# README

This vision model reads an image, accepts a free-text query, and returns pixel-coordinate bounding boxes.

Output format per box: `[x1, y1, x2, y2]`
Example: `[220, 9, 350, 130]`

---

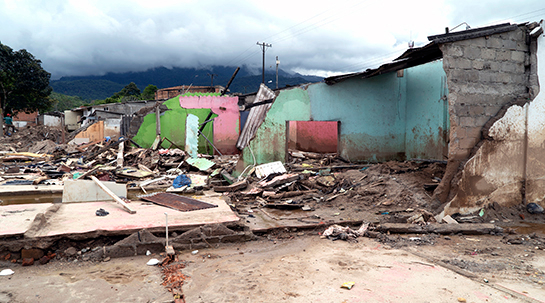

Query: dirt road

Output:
[2, 233, 545, 302]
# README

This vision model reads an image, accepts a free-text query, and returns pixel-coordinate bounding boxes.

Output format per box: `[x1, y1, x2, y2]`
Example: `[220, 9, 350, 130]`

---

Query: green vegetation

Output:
[50, 66, 323, 100]
[0, 41, 52, 125]
[49, 92, 88, 112]
[92, 83, 158, 105]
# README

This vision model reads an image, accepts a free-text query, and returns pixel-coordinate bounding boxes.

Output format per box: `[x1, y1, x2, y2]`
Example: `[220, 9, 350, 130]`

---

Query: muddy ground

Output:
[2, 233, 545, 302]
[2, 126, 545, 302]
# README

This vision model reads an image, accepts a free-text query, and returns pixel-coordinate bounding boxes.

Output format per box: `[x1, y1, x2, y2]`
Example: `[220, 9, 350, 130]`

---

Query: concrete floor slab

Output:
[1, 194, 239, 239]
[0, 203, 54, 237]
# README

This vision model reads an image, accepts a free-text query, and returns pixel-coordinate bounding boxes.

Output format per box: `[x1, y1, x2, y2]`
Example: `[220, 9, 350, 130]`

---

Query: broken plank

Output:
[90, 176, 136, 214]
[116, 141, 124, 168]
[213, 180, 248, 192]
[374, 223, 502, 235]
[268, 189, 317, 199]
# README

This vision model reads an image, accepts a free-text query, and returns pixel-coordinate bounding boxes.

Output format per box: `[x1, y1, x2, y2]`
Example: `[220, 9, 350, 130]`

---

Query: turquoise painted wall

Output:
[308, 73, 408, 162]
[405, 61, 448, 159]
[132, 96, 217, 152]
[242, 87, 311, 165]
[241, 60, 447, 165]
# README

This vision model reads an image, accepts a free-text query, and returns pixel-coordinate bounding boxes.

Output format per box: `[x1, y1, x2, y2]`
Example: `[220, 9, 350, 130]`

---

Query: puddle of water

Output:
[512, 222, 545, 236]
[263, 208, 308, 218]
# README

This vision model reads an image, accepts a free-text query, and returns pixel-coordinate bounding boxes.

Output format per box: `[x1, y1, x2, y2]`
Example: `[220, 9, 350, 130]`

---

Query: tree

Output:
[141, 84, 158, 100]
[50, 92, 87, 112]
[0, 42, 52, 131]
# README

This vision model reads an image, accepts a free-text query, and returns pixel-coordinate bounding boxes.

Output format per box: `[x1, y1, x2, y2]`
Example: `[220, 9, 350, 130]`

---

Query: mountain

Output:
[50, 65, 323, 100]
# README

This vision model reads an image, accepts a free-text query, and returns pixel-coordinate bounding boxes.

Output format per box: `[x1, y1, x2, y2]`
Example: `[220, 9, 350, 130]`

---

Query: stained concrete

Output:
[0, 194, 239, 240]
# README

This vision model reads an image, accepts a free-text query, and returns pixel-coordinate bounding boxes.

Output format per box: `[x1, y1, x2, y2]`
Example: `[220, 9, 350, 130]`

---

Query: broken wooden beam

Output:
[374, 223, 502, 235]
[90, 176, 136, 214]
[116, 141, 124, 168]
[213, 180, 248, 192]
[267, 189, 317, 199]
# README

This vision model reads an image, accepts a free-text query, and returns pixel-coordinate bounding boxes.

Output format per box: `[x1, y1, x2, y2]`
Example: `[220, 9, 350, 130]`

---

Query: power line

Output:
[256, 42, 272, 83]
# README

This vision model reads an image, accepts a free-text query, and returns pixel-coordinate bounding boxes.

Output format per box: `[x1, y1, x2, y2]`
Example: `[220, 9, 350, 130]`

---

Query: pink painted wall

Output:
[179, 95, 240, 155]
[290, 121, 338, 153]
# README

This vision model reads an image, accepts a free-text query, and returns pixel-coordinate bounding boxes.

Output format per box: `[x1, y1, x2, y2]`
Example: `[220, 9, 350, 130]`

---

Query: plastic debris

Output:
[321, 223, 369, 241]
[191, 250, 199, 255]
[0, 269, 14, 276]
[146, 250, 152, 256]
[527, 203, 544, 214]
[479, 209, 485, 217]
[147, 258, 160, 266]
[173, 174, 191, 188]
[95, 208, 109, 216]
[341, 282, 355, 290]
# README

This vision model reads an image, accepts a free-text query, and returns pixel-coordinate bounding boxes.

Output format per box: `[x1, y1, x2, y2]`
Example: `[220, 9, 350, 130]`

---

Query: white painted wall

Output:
[43, 115, 62, 127]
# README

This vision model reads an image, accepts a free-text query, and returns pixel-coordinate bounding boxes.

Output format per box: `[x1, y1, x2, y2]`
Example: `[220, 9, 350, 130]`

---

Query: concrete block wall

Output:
[440, 26, 531, 160]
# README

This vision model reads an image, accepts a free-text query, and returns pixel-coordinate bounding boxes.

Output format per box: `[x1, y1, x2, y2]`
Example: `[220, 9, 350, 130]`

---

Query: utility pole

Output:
[207, 73, 217, 86]
[275, 56, 280, 89]
[256, 41, 272, 83]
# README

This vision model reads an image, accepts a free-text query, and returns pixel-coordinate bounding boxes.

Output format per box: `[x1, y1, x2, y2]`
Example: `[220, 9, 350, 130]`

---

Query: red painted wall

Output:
[289, 121, 338, 153]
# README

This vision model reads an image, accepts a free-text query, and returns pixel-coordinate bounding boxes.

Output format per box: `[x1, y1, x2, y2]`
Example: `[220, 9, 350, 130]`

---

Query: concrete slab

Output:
[0, 203, 54, 236]
[27, 195, 239, 238]
[62, 179, 127, 203]
[0, 185, 63, 195]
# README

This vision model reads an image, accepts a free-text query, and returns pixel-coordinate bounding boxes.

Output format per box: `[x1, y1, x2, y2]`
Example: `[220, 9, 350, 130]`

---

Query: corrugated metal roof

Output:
[236, 84, 277, 150]
[324, 42, 442, 85]
[427, 23, 518, 44]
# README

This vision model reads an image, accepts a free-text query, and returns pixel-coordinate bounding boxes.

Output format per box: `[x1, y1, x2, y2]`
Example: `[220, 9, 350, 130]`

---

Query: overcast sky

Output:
[1, 0, 544, 80]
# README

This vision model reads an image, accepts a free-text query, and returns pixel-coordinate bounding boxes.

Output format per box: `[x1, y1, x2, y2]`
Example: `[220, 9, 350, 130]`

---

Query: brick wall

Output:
[440, 26, 530, 160]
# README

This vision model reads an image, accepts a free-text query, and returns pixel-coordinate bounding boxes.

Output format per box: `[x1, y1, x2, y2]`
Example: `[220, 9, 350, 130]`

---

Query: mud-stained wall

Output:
[242, 87, 311, 165]
[444, 26, 543, 214]
[241, 61, 447, 165]
[440, 25, 530, 161]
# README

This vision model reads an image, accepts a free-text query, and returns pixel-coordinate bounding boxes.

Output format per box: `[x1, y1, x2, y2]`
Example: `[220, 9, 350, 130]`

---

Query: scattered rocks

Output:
[21, 258, 34, 266]
[64, 247, 77, 257]
[21, 248, 44, 260]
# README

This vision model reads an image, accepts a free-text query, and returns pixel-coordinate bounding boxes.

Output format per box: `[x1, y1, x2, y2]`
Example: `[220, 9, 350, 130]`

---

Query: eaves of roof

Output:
[427, 22, 519, 44]
[324, 42, 442, 85]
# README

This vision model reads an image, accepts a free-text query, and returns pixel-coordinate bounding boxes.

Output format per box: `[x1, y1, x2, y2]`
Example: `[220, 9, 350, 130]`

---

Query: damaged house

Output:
[123, 21, 544, 216]
[236, 21, 545, 216]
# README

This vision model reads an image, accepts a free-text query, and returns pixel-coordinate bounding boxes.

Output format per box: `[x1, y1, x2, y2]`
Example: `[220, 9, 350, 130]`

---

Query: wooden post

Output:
[117, 141, 124, 168]
[155, 102, 161, 136]
[90, 176, 136, 214]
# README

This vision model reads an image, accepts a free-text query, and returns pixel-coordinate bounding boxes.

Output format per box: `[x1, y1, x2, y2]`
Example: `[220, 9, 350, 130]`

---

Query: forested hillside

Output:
[51, 65, 323, 101]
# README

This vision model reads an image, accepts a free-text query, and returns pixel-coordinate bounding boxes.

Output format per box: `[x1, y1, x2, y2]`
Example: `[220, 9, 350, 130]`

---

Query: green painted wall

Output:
[242, 87, 311, 165]
[132, 96, 217, 153]
[404, 61, 448, 159]
[241, 61, 447, 165]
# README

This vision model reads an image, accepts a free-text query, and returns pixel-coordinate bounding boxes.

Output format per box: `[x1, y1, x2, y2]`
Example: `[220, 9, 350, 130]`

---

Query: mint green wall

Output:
[405, 61, 448, 159]
[242, 87, 311, 165]
[132, 96, 216, 152]
[241, 61, 447, 165]
[308, 73, 408, 162]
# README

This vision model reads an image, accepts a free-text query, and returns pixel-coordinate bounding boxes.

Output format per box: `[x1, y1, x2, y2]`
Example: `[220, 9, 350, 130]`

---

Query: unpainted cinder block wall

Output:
[440, 25, 530, 161]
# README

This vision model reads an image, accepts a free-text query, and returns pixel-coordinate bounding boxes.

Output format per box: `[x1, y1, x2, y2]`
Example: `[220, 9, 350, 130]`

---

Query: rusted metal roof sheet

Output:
[324, 42, 442, 85]
[236, 84, 277, 150]
[139, 192, 218, 212]
[428, 23, 518, 44]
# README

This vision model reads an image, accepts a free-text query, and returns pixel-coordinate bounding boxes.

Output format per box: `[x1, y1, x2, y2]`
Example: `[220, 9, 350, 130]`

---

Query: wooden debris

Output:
[374, 223, 502, 235]
[90, 176, 136, 214]
[213, 180, 248, 192]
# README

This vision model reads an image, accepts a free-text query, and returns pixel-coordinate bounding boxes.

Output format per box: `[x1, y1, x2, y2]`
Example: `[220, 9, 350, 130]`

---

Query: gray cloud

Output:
[0, 0, 543, 79]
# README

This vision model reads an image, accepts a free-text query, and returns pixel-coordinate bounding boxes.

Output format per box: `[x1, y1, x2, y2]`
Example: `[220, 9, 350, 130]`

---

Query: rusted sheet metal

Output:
[236, 84, 276, 150]
[139, 193, 218, 212]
